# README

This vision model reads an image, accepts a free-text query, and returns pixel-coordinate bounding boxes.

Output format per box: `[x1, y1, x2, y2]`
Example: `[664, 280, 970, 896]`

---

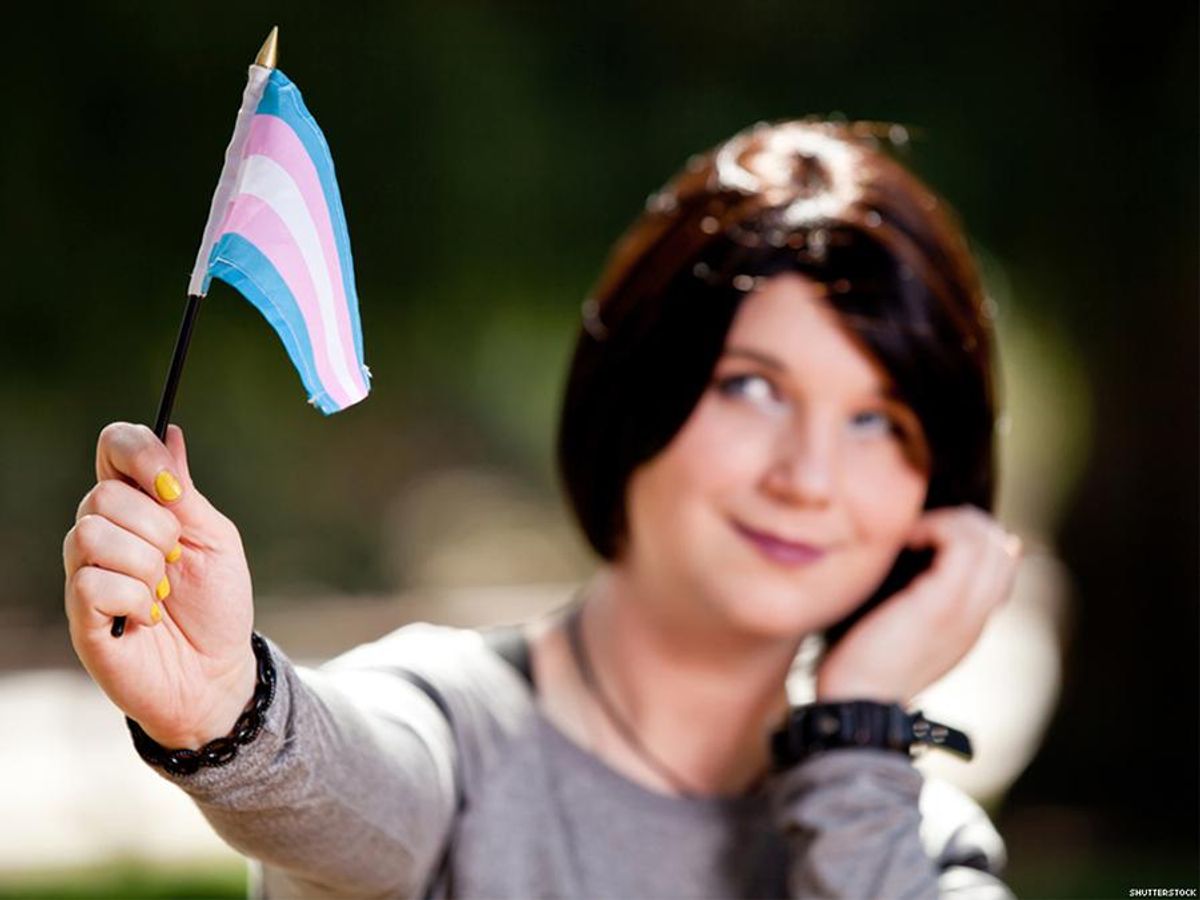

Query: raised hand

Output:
[64, 422, 257, 748]
[815, 504, 1023, 705]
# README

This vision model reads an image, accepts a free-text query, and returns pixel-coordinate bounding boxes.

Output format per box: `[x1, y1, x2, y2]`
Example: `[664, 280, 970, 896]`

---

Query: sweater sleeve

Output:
[137, 633, 460, 899]
[769, 747, 1016, 900]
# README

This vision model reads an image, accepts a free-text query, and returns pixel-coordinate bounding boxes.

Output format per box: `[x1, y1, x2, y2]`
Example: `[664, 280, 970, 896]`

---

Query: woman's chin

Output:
[701, 575, 846, 643]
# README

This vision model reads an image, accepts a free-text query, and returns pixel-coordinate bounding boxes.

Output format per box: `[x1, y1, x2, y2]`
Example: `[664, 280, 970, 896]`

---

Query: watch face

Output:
[814, 710, 842, 738]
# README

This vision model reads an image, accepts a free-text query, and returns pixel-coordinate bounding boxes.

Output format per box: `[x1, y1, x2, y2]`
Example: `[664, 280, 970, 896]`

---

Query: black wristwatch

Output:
[769, 699, 974, 770]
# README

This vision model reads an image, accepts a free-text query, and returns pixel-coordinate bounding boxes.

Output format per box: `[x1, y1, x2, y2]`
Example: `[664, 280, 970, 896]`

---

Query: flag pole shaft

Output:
[111, 294, 204, 638]
[153, 294, 204, 441]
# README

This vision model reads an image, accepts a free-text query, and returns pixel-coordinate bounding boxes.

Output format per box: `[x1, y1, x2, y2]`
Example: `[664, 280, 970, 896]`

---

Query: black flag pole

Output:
[153, 296, 204, 440]
[110, 294, 203, 638]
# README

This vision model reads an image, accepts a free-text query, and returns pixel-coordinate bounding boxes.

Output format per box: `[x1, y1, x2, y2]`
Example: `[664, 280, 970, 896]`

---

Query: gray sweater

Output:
[145, 622, 1015, 899]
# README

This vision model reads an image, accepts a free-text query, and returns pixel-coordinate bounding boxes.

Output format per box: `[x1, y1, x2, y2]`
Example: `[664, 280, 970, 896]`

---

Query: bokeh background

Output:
[0, 2, 1195, 897]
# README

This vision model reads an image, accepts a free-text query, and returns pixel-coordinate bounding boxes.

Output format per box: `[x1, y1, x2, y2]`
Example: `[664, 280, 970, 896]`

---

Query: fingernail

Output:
[154, 470, 182, 502]
[150, 602, 162, 624]
[156, 576, 171, 600]
[166, 544, 183, 564]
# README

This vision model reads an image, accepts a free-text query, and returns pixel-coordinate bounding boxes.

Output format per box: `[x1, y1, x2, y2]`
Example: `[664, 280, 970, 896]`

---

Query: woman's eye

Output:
[850, 410, 904, 437]
[715, 373, 785, 408]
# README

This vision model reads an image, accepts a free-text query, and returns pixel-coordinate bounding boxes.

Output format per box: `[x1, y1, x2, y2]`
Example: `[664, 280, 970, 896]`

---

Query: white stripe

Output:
[188, 65, 272, 298]
[237, 154, 362, 402]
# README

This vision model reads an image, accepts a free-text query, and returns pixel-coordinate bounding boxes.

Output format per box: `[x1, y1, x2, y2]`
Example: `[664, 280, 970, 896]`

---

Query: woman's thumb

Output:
[164, 424, 193, 484]
[160, 423, 225, 530]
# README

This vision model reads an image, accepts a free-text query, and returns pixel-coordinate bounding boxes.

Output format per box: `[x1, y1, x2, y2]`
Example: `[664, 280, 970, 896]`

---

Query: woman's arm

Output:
[785, 505, 1024, 897]
[144, 633, 459, 898]
[770, 747, 1015, 899]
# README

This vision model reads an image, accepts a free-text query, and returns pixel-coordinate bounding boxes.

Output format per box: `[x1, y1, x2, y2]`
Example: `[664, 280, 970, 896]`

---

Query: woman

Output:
[64, 118, 1023, 898]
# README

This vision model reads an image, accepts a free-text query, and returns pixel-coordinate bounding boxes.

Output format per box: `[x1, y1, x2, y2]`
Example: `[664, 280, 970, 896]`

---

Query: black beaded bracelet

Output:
[126, 632, 277, 776]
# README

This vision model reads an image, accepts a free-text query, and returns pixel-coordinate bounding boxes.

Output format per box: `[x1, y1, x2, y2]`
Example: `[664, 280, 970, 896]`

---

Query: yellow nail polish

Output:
[156, 576, 171, 600]
[150, 602, 162, 624]
[154, 470, 182, 502]
[166, 544, 183, 563]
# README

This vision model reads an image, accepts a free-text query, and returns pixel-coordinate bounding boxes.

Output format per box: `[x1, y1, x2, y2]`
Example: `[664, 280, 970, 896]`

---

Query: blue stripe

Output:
[208, 233, 342, 414]
[255, 69, 365, 367]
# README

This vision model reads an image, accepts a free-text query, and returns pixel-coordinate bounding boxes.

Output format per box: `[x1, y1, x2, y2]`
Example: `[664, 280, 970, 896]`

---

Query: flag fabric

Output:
[189, 65, 369, 414]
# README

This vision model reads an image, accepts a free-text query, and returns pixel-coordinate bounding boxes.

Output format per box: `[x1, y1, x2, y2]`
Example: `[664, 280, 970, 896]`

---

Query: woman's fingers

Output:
[94, 422, 211, 530]
[818, 505, 1025, 703]
[163, 424, 192, 484]
[63, 514, 173, 606]
[905, 504, 992, 552]
[902, 510, 985, 612]
[75, 478, 182, 560]
[95, 421, 182, 498]
[962, 526, 1024, 618]
[1001, 531, 1024, 561]
[66, 564, 164, 633]
[903, 505, 1023, 633]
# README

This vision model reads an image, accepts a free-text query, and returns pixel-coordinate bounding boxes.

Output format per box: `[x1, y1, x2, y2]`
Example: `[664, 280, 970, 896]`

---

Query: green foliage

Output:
[0, 860, 245, 899]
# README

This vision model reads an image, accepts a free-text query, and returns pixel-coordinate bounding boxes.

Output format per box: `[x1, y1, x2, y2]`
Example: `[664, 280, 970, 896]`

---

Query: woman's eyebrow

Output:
[723, 347, 787, 370]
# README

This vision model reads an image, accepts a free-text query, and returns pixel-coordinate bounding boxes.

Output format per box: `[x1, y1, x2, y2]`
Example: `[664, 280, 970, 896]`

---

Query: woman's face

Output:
[623, 271, 932, 641]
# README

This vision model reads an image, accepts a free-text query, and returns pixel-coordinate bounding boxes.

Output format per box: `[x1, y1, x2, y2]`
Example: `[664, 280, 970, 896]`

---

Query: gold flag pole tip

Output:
[255, 26, 279, 69]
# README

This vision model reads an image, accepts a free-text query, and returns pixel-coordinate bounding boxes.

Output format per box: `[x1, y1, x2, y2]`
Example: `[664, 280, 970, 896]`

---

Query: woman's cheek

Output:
[842, 452, 927, 541]
[626, 409, 766, 567]
[687, 400, 779, 480]
[836, 543, 904, 606]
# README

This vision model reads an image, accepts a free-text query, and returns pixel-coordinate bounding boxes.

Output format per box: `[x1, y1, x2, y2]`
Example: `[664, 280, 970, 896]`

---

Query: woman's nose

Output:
[760, 417, 836, 507]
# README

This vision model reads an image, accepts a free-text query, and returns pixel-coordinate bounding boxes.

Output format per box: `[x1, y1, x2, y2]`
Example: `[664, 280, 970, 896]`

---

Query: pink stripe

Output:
[221, 194, 356, 409]
[244, 115, 366, 395]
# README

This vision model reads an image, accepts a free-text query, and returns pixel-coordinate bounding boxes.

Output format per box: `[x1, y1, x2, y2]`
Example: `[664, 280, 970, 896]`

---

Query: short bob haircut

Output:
[556, 118, 998, 648]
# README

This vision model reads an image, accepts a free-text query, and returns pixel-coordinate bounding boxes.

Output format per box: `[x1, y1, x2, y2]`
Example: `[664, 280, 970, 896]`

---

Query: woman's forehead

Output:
[722, 273, 897, 397]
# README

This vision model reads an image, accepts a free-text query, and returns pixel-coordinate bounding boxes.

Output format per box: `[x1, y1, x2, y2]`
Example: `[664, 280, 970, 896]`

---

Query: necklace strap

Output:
[564, 599, 704, 798]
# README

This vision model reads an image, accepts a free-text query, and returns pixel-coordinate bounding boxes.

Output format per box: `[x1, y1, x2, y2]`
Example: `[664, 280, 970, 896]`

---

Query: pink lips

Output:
[732, 521, 827, 566]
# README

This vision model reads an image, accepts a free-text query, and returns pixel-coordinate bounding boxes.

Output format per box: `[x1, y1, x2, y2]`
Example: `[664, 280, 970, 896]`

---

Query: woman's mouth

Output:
[731, 520, 827, 567]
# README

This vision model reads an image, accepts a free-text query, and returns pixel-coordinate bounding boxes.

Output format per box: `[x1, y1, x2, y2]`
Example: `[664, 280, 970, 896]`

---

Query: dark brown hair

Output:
[556, 118, 998, 644]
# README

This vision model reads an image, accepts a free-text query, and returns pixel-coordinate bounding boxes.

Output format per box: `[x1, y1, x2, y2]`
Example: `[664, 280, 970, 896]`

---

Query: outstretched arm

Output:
[144, 634, 459, 898]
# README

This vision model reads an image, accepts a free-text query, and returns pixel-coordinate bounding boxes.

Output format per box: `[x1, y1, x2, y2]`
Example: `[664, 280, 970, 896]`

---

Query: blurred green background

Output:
[0, 1, 1195, 897]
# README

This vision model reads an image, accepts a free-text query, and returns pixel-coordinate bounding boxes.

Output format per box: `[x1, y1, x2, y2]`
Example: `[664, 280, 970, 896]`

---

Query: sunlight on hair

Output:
[712, 122, 865, 226]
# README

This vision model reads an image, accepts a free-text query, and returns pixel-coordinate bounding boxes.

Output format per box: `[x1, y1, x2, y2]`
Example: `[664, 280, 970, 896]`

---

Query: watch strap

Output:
[770, 699, 973, 769]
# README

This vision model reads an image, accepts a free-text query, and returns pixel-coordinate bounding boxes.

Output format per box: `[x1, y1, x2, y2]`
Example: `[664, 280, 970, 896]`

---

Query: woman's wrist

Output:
[128, 633, 276, 774]
[815, 667, 907, 705]
[141, 653, 259, 749]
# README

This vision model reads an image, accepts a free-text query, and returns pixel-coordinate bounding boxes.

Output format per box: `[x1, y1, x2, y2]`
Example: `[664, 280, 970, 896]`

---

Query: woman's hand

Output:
[63, 422, 257, 749]
[815, 505, 1023, 705]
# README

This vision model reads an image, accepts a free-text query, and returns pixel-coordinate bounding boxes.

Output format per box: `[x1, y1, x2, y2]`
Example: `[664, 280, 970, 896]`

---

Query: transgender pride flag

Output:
[188, 62, 369, 414]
